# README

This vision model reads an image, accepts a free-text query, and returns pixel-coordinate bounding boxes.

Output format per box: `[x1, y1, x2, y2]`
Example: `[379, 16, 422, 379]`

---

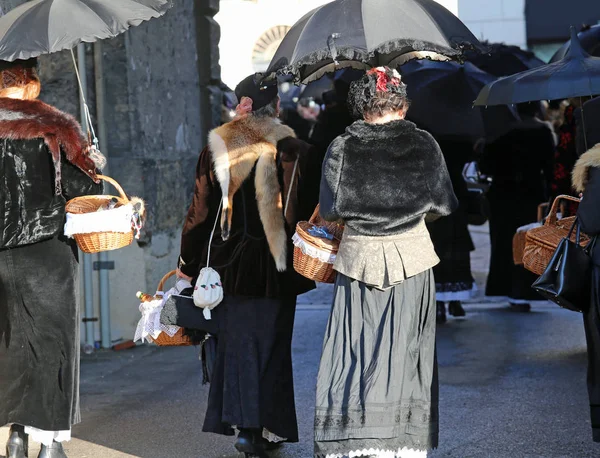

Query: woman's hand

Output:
[176, 268, 193, 283]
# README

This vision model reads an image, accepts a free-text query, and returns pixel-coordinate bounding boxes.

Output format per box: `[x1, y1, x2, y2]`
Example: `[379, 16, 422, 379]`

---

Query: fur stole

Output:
[573, 143, 600, 193]
[208, 115, 296, 271]
[0, 97, 105, 193]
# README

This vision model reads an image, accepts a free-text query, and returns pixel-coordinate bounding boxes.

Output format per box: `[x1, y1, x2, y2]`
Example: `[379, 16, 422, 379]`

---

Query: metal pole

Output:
[76, 43, 96, 354]
[94, 41, 112, 349]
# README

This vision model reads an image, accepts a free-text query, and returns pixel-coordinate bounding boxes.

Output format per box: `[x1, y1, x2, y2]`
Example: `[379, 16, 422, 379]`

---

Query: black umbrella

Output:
[474, 28, 600, 107]
[267, 0, 481, 84]
[466, 42, 545, 76]
[551, 24, 600, 63]
[400, 60, 519, 141]
[0, 0, 172, 61]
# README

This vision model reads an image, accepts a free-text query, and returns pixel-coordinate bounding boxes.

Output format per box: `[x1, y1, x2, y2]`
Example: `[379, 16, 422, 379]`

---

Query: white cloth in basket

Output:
[134, 279, 192, 343]
[292, 232, 337, 264]
[64, 203, 134, 236]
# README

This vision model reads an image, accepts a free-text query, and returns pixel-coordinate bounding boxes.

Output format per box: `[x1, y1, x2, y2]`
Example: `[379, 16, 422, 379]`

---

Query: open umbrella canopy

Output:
[400, 60, 519, 141]
[474, 28, 600, 106]
[466, 42, 545, 77]
[267, 0, 481, 84]
[0, 0, 172, 61]
[551, 24, 600, 63]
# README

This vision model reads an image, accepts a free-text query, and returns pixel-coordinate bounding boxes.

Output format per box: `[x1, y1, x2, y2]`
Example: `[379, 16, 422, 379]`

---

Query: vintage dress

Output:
[315, 119, 457, 457]
[573, 144, 600, 442]
[480, 120, 555, 300]
[179, 115, 320, 442]
[0, 99, 103, 432]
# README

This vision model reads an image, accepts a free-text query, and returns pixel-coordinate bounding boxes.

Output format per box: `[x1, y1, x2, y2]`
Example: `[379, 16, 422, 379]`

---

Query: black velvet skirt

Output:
[202, 295, 299, 442]
[0, 236, 81, 431]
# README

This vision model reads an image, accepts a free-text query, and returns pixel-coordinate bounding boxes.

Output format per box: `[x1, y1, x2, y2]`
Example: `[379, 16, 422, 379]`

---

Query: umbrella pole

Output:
[580, 97, 590, 152]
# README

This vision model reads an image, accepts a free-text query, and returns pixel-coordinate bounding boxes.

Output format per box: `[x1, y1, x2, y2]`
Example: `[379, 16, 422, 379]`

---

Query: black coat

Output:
[573, 145, 600, 442]
[320, 119, 458, 234]
[0, 105, 103, 431]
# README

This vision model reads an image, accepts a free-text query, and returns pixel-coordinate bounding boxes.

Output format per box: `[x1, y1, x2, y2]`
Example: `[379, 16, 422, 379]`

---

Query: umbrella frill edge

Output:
[279, 38, 482, 84]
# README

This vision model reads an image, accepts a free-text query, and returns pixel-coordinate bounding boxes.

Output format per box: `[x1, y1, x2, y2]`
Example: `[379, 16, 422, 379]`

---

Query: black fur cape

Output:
[320, 119, 458, 235]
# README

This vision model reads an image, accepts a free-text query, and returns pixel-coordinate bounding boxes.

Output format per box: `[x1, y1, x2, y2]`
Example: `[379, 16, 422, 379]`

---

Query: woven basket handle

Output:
[546, 194, 581, 225]
[157, 270, 177, 293]
[309, 204, 322, 224]
[96, 175, 130, 203]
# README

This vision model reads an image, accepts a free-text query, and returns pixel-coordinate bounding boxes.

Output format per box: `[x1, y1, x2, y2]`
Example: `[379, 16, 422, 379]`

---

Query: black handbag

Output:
[463, 161, 491, 226]
[531, 219, 596, 313]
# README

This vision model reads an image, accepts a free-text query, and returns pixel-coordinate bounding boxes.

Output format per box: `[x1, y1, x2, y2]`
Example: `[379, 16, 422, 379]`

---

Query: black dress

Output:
[179, 135, 320, 442]
[427, 139, 475, 301]
[480, 121, 555, 301]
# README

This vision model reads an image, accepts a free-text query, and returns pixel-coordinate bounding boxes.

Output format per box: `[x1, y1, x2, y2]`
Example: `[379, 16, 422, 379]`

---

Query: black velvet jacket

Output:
[1, 139, 102, 249]
[320, 119, 458, 235]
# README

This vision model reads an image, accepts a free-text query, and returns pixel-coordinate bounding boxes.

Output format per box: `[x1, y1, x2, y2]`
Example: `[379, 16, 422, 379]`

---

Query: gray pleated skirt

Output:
[314, 270, 438, 458]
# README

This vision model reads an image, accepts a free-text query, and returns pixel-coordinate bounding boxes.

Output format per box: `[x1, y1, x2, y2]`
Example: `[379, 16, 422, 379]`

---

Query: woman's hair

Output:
[348, 66, 410, 120]
[0, 59, 41, 100]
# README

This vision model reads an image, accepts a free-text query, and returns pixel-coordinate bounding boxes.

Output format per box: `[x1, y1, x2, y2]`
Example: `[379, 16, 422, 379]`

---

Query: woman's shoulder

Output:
[573, 144, 600, 193]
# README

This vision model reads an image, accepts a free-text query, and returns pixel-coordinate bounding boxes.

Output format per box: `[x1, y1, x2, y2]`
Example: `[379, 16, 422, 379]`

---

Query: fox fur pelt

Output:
[0, 97, 105, 193]
[208, 114, 296, 272]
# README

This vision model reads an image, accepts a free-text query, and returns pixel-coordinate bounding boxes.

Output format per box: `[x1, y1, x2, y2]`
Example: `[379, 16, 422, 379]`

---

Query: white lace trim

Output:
[64, 203, 135, 236]
[134, 279, 192, 343]
[23, 427, 71, 446]
[325, 447, 427, 458]
[262, 428, 287, 443]
[292, 232, 337, 263]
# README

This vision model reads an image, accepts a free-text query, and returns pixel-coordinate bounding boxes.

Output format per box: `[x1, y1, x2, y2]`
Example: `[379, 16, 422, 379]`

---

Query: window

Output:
[252, 25, 291, 72]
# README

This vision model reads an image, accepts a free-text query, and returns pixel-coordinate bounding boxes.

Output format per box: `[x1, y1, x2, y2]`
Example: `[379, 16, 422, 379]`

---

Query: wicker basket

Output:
[65, 175, 134, 253]
[523, 195, 589, 276]
[145, 270, 192, 347]
[512, 203, 548, 265]
[293, 205, 344, 284]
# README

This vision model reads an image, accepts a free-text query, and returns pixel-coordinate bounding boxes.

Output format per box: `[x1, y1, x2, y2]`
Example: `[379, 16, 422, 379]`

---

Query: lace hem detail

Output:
[333, 448, 426, 458]
[293, 232, 337, 263]
[318, 446, 428, 458]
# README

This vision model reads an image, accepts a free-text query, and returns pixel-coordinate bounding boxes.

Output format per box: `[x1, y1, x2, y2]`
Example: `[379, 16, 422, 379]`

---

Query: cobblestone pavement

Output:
[2, 226, 600, 457]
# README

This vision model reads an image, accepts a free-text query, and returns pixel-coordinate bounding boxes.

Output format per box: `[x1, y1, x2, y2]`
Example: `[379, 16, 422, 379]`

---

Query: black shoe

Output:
[6, 424, 28, 458]
[234, 430, 268, 458]
[436, 301, 447, 324]
[448, 301, 466, 317]
[509, 302, 531, 313]
[37, 442, 67, 458]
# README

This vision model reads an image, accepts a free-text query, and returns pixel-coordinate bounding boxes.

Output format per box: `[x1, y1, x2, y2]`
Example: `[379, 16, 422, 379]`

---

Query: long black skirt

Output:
[314, 271, 438, 457]
[202, 295, 299, 442]
[0, 236, 81, 431]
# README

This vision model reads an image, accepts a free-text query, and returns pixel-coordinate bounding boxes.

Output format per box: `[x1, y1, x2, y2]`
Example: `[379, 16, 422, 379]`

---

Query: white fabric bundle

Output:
[64, 203, 134, 236]
[134, 279, 192, 343]
[292, 232, 337, 264]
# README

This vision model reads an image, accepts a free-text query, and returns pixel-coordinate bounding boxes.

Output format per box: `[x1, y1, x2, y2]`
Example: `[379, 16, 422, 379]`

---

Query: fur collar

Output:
[344, 118, 421, 142]
[573, 143, 600, 193]
[0, 98, 104, 193]
[208, 115, 295, 271]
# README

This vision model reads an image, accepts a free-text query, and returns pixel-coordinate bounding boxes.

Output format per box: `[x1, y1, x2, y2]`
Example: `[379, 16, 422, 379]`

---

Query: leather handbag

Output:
[532, 219, 597, 313]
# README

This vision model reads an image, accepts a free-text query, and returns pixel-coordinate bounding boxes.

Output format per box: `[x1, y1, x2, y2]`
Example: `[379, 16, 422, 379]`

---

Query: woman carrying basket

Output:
[177, 73, 321, 457]
[314, 67, 458, 458]
[0, 59, 105, 458]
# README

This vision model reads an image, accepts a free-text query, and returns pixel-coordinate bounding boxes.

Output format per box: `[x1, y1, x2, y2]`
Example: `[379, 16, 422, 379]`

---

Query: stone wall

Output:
[0, 0, 222, 344]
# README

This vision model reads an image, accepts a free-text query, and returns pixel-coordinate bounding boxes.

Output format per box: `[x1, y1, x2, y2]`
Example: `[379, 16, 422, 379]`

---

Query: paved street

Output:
[3, 227, 600, 458]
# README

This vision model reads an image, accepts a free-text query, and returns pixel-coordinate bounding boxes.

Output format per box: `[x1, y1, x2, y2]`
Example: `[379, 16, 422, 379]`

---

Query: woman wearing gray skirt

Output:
[315, 67, 458, 458]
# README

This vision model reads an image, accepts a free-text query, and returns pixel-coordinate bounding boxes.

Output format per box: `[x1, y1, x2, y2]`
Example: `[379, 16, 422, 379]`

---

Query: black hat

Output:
[235, 73, 278, 111]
